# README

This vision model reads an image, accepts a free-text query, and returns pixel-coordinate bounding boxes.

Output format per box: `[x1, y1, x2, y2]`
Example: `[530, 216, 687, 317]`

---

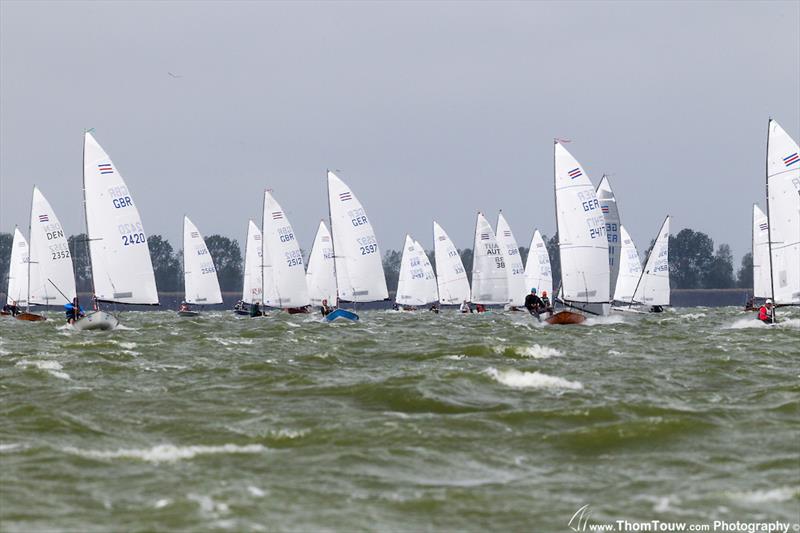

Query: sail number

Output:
[357, 235, 378, 255]
[49, 242, 70, 260]
[122, 233, 146, 246]
[108, 186, 133, 209]
[278, 227, 295, 243]
[347, 208, 368, 227]
[285, 249, 303, 268]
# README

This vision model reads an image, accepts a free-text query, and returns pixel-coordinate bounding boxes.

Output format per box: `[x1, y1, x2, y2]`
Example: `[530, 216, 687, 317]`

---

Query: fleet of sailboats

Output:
[4, 121, 798, 328]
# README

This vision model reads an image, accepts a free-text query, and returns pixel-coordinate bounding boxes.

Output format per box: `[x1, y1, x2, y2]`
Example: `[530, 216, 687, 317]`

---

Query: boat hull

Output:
[287, 307, 311, 315]
[178, 310, 200, 317]
[325, 309, 359, 322]
[545, 310, 586, 325]
[15, 312, 47, 322]
[233, 309, 250, 316]
[73, 310, 119, 331]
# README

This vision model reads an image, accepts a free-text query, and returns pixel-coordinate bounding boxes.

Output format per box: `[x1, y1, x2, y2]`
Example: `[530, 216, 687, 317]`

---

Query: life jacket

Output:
[758, 306, 770, 321]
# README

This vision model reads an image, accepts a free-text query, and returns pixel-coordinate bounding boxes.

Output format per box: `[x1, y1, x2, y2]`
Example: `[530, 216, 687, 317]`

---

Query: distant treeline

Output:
[0, 228, 752, 297]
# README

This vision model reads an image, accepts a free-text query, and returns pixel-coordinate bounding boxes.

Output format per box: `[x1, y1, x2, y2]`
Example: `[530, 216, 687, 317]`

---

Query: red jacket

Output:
[758, 305, 771, 321]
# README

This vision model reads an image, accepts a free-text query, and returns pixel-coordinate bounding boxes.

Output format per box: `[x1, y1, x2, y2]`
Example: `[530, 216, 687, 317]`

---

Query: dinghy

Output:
[762, 119, 800, 322]
[180, 216, 223, 317]
[750, 204, 770, 309]
[495, 212, 526, 309]
[395, 235, 438, 310]
[595, 175, 622, 297]
[610, 225, 644, 313]
[306, 221, 337, 309]
[74, 132, 159, 331]
[261, 190, 311, 313]
[325, 171, 388, 322]
[546, 141, 610, 325]
[470, 212, 507, 309]
[432, 221, 471, 306]
[523, 229, 553, 299]
[629, 216, 671, 312]
[237, 220, 264, 315]
[5, 228, 30, 316]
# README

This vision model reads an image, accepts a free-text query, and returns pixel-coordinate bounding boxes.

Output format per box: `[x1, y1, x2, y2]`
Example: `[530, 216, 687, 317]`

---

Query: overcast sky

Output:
[1, 1, 798, 264]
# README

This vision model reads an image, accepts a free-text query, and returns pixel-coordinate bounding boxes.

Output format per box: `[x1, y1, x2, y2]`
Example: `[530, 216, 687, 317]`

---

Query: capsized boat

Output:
[325, 171, 388, 321]
[179, 216, 223, 317]
[74, 132, 159, 330]
[546, 141, 609, 325]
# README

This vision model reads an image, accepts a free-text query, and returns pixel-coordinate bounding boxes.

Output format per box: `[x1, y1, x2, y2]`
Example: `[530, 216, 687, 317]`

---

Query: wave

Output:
[724, 317, 800, 330]
[15, 359, 70, 380]
[485, 368, 583, 390]
[494, 344, 564, 359]
[62, 443, 267, 463]
[727, 486, 799, 503]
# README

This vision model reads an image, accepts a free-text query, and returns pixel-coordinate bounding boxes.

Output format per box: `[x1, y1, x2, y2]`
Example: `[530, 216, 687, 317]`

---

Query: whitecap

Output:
[247, 486, 265, 497]
[0, 443, 22, 452]
[445, 355, 466, 360]
[154, 498, 171, 509]
[485, 367, 583, 390]
[725, 317, 771, 330]
[269, 428, 308, 440]
[16, 359, 71, 380]
[518, 344, 563, 359]
[681, 313, 706, 320]
[727, 486, 798, 503]
[62, 443, 267, 463]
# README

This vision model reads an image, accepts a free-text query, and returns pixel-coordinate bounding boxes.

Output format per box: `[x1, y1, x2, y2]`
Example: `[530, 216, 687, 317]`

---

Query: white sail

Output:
[524, 229, 553, 298]
[28, 187, 76, 305]
[396, 235, 437, 306]
[261, 190, 310, 308]
[470, 212, 507, 304]
[414, 239, 439, 304]
[752, 204, 771, 299]
[766, 120, 800, 305]
[632, 216, 671, 306]
[83, 132, 158, 304]
[306, 220, 337, 306]
[6, 228, 29, 306]
[554, 142, 609, 309]
[612, 225, 642, 303]
[433, 221, 470, 305]
[495, 212, 526, 306]
[182, 216, 222, 305]
[596, 175, 622, 297]
[242, 220, 263, 304]
[327, 171, 388, 302]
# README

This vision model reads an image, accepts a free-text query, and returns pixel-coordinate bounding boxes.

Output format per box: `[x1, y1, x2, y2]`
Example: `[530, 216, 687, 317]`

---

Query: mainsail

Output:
[306, 220, 337, 307]
[612, 225, 642, 304]
[396, 235, 438, 306]
[183, 216, 223, 305]
[83, 132, 158, 304]
[524, 229, 552, 298]
[242, 220, 263, 305]
[495, 212, 526, 306]
[432, 221, 470, 305]
[766, 119, 800, 305]
[327, 171, 388, 303]
[470, 212, 507, 304]
[554, 142, 609, 311]
[414, 239, 439, 305]
[261, 190, 310, 308]
[752, 205, 771, 299]
[28, 187, 76, 305]
[596, 175, 621, 297]
[6, 228, 29, 306]
[632, 216, 671, 307]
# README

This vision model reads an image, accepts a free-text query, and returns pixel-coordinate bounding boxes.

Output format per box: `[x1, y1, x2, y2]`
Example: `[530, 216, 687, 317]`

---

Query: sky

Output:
[1, 0, 798, 265]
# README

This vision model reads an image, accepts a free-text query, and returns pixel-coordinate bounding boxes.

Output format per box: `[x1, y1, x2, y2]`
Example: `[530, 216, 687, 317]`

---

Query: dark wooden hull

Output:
[545, 310, 586, 325]
[287, 307, 311, 315]
[15, 312, 47, 322]
[177, 310, 200, 317]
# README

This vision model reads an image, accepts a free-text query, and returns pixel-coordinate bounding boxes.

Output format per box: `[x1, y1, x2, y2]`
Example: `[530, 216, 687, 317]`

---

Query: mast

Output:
[26, 185, 33, 312]
[260, 189, 266, 308]
[81, 131, 97, 308]
[326, 171, 339, 305]
[553, 140, 564, 307]
[765, 118, 776, 323]
[470, 211, 480, 303]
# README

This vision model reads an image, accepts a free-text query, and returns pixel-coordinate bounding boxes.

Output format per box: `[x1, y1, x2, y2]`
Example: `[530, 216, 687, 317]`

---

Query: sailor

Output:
[65, 296, 84, 324]
[250, 300, 262, 317]
[179, 301, 190, 312]
[459, 300, 473, 313]
[475, 304, 486, 313]
[3, 302, 19, 316]
[650, 305, 664, 313]
[540, 291, 552, 312]
[429, 303, 439, 314]
[320, 298, 333, 317]
[758, 299, 774, 324]
[524, 288, 544, 317]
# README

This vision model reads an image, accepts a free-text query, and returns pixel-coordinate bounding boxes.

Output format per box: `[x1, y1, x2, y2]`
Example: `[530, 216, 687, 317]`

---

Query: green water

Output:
[1, 308, 798, 532]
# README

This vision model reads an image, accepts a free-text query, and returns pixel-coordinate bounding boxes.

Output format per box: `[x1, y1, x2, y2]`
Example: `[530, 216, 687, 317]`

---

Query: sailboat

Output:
[237, 220, 263, 315]
[395, 235, 438, 310]
[179, 216, 223, 317]
[306, 220, 337, 309]
[610, 225, 643, 310]
[547, 141, 610, 325]
[470, 212, 507, 308]
[15, 187, 79, 321]
[495, 212, 526, 309]
[595, 175, 622, 297]
[763, 119, 800, 322]
[630, 216, 671, 312]
[432, 221, 470, 306]
[325, 170, 388, 321]
[523, 229, 553, 299]
[3, 228, 29, 315]
[261, 190, 310, 313]
[751, 204, 771, 307]
[74, 132, 159, 331]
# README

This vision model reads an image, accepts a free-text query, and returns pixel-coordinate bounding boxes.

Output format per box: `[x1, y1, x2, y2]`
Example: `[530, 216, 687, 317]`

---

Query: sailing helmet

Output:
[542, 291, 548, 297]
[530, 288, 537, 293]
[766, 299, 773, 305]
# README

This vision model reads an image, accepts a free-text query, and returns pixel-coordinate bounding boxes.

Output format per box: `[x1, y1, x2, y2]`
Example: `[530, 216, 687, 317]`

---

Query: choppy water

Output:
[1, 307, 798, 532]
